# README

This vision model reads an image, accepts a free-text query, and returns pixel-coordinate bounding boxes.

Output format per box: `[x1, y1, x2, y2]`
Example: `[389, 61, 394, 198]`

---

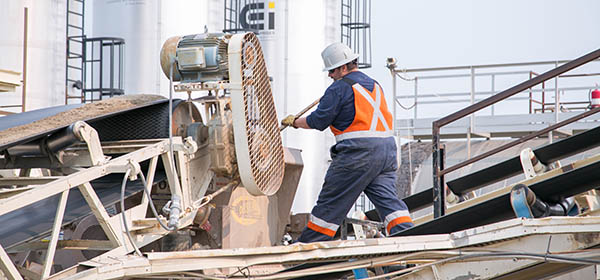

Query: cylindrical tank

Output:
[92, 0, 222, 99]
[277, 0, 340, 214]
[0, 0, 66, 111]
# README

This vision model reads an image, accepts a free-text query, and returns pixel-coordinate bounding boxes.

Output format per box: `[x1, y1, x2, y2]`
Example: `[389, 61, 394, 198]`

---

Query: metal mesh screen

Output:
[89, 101, 173, 141]
[237, 32, 284, 195]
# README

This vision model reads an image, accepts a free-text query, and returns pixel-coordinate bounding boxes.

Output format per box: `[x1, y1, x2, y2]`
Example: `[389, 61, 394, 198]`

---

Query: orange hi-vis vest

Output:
[330, 78, 394, 142]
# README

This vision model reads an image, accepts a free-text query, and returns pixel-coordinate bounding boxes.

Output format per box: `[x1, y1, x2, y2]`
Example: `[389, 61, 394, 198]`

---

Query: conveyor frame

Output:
[398, 152, 600, 233]
[52, 215, 600, 280]
[0, 136, 206, 280]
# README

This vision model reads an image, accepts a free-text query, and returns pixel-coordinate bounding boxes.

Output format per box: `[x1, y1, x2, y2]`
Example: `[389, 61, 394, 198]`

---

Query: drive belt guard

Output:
[228, 32, 285, 196]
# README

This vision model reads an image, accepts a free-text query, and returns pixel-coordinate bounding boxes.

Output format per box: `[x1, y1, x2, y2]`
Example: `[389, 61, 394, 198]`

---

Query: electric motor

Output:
[160, 33, 231, 82]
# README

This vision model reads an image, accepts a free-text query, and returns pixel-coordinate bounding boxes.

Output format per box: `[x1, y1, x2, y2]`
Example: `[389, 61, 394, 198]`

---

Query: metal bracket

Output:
[174, 81, 231, 93]
[105, 160, 142, 180]
[520, 148, 546, 179]
[183, 136, 198, 155]
[72, 121, 109, 166]
[126, 160, 142, 180]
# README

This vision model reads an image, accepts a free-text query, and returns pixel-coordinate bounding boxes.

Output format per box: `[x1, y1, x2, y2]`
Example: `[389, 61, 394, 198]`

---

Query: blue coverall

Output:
[297, 71, 413, 243]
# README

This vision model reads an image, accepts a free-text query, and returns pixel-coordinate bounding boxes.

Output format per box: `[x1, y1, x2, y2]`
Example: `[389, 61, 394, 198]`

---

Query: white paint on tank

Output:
[92, 0, 222, 99]
[0, 0, 66, 111]
[92, 0, 162, 96]
[280, 0, 340, 214]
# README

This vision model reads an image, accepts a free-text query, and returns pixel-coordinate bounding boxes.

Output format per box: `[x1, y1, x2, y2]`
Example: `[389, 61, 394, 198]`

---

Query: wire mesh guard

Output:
[228, 32, 285, 196]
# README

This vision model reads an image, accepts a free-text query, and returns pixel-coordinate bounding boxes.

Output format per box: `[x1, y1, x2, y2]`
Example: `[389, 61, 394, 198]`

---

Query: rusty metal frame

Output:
[432, 48, 600, 218]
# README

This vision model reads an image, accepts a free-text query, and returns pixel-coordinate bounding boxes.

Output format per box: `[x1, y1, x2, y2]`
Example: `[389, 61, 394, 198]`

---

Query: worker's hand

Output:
[281, 114, 297, 128]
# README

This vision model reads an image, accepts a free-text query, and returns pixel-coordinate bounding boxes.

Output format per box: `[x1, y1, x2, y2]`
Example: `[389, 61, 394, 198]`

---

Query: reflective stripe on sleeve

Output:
[307, 214, 339, 237]
[384, 210, 413, 234]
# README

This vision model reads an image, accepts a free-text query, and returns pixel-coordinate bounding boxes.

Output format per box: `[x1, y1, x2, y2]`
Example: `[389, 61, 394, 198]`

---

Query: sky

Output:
[369, 0, 599, 70]
[363, 0, 600, 120]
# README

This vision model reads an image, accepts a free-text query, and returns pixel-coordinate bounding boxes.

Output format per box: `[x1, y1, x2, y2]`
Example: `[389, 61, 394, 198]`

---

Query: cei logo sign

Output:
[240, 1, 275, 31]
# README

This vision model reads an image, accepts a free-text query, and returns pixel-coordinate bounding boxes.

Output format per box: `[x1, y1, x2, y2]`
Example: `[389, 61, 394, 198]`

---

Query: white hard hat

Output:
[321, 42, 359, 71]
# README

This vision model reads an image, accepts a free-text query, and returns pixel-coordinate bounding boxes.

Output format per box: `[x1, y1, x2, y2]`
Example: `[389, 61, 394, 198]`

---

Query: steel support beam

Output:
[0, 245, 23, 280]
[42, 189, 69, 278]
[77, 182, 121, 246]
[56, 216, 600, 280]
[0, 138, 179, 217]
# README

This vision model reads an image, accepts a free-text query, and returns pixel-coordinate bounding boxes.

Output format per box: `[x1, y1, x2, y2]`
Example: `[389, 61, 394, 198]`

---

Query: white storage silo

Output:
[0, 0, 66, 111]
[278, 0, 340, 214]
[92, 0, 222, 98]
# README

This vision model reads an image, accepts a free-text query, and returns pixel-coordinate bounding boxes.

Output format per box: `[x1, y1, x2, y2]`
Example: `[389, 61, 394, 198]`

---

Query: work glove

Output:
[281, 114, 297, 128]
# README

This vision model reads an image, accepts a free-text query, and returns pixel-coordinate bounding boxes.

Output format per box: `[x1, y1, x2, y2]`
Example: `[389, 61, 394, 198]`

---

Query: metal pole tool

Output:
[280, 97, 321, 131]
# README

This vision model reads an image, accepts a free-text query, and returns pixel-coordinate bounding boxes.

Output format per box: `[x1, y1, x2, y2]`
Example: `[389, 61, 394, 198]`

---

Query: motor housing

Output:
[160, 33, 231, 82]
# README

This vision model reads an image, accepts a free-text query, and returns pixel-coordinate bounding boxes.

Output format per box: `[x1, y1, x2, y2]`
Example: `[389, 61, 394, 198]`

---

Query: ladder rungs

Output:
[67, 10, 83, 16]
[67, 24, 83, 30]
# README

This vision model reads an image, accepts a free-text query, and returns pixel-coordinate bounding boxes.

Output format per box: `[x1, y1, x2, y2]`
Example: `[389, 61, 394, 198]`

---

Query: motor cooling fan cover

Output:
[228, 32, 285, 196]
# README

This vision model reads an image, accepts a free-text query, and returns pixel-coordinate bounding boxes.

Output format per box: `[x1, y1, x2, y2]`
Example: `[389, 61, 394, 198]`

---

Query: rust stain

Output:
[561, 163, 574, 173]
[451, 271, 481, 280]
[570, 232, 600, 245]
[159, 36, 181, 81]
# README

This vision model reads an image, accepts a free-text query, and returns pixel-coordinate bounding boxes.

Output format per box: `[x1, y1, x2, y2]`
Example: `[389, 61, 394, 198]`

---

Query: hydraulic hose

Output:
[120, 167, 180, 257]
[120, 169, 143, 256]
[138, 172, 177, 231]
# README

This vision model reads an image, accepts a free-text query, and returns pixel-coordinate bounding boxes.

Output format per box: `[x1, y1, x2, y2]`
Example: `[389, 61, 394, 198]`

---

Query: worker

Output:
[282, 42, 413, 242]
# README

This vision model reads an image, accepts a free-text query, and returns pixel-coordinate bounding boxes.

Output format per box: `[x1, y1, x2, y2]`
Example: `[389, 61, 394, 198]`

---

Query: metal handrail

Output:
[391, 59, 600, 121]
[394, 59, 595, 73]
[395, 86, 593, 99]
[430, 48, 600, 218]
[439, 107, 600, 177]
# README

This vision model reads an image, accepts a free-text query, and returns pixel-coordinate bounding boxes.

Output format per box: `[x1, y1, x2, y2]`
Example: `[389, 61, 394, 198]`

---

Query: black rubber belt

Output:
[0, 99, 175, 153]
[393, 159, 600, 236]
[0, 172, 166, 249]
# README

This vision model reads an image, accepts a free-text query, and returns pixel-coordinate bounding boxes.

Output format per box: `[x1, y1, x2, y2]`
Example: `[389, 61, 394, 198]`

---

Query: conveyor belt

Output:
[0, 104, 82, 131]
[0, 97, 195, 249]
[0, 172, 166, 249]
[0, 98, 170, 153]
[401, 187, 433, 212]
[396, 125, 600, 214]
[88, 100, 182, 141]
[447, 124, 600, 196]
[393, 159, 600, 236]
[364, 188, 433, 222]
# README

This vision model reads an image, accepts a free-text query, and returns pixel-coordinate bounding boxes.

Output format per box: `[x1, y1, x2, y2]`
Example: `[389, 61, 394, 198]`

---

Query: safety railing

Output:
[423, 48, 600, 218]
[387, 58, 600, 142]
